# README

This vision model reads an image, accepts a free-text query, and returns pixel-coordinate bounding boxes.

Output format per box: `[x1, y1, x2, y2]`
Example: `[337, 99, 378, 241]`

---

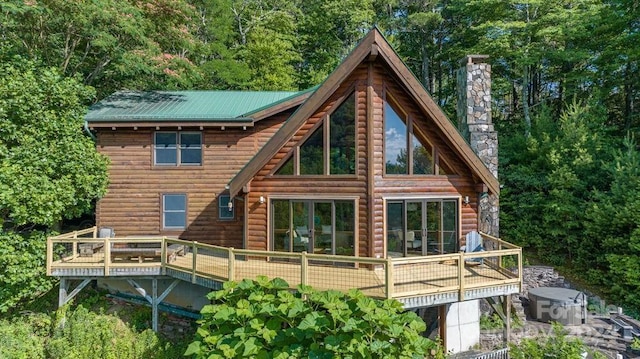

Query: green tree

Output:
[0, 59, 109, 311]
[190, 0, 252, 89]
[499, 101, 612, 265]
[186, 276, 444, 358]
[586, 135, 640, 308]
[233, 0, 301, 90]
[297, 0, 375, 88]
[0, 0, 203, 97]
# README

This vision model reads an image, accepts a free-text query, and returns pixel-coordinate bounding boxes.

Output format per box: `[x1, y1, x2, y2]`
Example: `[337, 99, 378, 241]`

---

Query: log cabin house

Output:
[48, 28, 521, 353]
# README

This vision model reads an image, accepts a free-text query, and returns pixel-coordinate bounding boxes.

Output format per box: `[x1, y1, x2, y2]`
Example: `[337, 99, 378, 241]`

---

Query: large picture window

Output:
[162, 194, 186, 229]
[276, 92, 355, 176]
[154, 131, 202, 166]
[271, 199, 355, 256]
[384, 98, 434, 175]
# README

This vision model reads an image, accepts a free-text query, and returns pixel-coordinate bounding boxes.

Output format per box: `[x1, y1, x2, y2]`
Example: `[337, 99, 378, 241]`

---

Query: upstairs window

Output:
[277, 92, 356, 176]
[154, 131, 202, 166]
[384, 97, 434, 175]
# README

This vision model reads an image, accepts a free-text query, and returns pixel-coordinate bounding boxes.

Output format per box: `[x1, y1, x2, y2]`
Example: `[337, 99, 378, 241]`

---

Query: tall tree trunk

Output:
[624, 61, 635, 131]
[421, 43, 431, 93]
[523, 66, 531, 137]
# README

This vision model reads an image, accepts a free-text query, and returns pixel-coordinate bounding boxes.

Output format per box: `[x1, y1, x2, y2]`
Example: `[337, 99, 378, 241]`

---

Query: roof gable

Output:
[228, 28, 499, 197]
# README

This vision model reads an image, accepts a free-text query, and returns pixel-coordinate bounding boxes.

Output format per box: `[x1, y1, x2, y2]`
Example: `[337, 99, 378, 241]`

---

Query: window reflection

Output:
[385, 102, 408, 174]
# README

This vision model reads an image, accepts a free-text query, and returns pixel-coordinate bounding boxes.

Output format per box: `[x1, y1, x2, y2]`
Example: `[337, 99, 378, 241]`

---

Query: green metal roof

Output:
[85, 90, 310, 122]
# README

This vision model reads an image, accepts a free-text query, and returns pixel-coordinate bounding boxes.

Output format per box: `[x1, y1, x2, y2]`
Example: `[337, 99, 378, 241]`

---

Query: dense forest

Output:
[0, 0, 639, 314]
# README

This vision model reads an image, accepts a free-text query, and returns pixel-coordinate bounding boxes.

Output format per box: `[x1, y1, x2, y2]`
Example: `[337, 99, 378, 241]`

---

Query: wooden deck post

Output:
[438, 305, 447, 348]
[301, 251, 308, 286]
[104, 237, 111, 276]
[161, 237, 167, 275]
[503, 294, 511, 344]
[458, 254, 465, 301]
[385, 258, 394, 299]
[46, 238, 53, 276]
[228, 248, 235, 282]
[191, 242, 198, 283]
[518, 248, 523, 292]
[72, 231, 78, 260]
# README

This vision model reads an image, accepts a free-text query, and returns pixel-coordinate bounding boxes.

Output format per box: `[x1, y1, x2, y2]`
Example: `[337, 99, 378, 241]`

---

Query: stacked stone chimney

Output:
[457, 55, 499, 237]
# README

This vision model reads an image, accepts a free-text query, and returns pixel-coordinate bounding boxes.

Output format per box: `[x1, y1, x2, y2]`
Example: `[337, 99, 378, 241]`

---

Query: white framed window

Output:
[162, 194, 187, 229]
[219, 194, 234, 220]
[154, 131, 202, 166]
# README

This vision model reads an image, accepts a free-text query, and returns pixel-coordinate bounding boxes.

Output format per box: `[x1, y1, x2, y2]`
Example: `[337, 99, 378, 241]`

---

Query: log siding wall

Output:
[95, 115, 289, 246]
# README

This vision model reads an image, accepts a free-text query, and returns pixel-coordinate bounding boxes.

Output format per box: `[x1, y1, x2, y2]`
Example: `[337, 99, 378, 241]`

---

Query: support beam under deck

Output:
[126, 278, 180, 332]
[59, 278, 92, 307]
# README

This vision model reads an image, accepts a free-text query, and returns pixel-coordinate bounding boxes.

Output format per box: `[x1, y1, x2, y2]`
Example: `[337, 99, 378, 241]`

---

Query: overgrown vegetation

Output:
[0, 304, 189, 359]
[186, 276, 445, 358]
[509, 323, 606, 359]
[479, 313, 522, 331]
[0, 286, 192, 359]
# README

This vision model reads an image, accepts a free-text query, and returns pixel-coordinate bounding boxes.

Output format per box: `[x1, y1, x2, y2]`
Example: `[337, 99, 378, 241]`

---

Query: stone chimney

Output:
[457, 55, 499, 237]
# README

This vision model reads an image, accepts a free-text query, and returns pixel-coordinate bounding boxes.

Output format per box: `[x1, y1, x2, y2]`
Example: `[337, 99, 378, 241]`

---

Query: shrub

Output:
[0, 315, 48, 359]
[0, 304, 187, 359]
[186, 276, 445, 359]
[510, 323, 605, 359]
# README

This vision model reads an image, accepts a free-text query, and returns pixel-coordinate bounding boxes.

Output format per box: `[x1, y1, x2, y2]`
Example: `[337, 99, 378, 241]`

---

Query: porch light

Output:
[463, 196, 470, 205]
[228, 201, 233, 211]
[259, 195, 265, 204]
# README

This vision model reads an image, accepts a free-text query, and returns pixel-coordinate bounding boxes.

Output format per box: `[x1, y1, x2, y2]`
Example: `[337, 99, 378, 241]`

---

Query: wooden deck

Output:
[47, 228, 522, 306]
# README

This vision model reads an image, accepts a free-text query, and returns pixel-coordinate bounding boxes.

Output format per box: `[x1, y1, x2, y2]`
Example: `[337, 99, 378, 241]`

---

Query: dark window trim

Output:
[218, 194, 235, 220]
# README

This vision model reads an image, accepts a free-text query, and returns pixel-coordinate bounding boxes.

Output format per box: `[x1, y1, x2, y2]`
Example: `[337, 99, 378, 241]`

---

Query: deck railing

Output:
[47, 229, 522, 300]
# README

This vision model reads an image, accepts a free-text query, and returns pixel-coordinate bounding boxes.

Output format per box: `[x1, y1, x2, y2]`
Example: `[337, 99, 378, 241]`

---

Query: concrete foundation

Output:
[446, 300, 480, 353]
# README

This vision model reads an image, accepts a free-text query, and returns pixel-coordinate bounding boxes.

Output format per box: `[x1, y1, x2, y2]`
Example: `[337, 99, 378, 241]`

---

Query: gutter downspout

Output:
[83, 121, 96, 141]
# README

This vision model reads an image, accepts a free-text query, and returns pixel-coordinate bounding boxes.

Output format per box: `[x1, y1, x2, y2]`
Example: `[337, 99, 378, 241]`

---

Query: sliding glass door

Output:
[272, 199, 355, 255]
[386, 199, 458, 257]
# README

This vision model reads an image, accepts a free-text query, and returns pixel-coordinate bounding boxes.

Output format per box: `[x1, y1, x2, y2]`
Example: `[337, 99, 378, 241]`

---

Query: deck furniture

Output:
[110, 243, 185, 263]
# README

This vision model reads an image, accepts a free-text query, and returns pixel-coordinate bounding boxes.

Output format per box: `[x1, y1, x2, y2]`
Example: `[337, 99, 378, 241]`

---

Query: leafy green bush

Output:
[480, 312, 522, 330]
[186, 276, 445, 359]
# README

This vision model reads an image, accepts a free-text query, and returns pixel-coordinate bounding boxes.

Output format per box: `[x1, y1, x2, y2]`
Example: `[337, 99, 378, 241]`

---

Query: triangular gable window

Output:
[385, 96, 435, 175]
[276, 155, 294, 175]
[300, 125, 324, 175]
[275, 92, 356, 176]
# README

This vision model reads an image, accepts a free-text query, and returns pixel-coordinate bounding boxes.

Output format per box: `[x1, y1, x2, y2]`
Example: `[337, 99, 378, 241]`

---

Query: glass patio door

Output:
[386, 199, 458, 257]
[272, 199, 355, 255]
